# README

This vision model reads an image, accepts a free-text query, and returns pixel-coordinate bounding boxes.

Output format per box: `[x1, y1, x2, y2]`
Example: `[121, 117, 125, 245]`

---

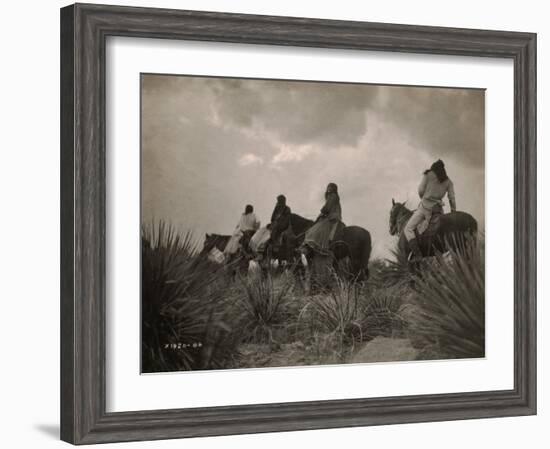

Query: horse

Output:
[269, 213, 313, 265]
[201, 232, 254, 277]
[270, 213, 372, 281]
[389, 199, 478, 258]
[201, 233, 230, 256]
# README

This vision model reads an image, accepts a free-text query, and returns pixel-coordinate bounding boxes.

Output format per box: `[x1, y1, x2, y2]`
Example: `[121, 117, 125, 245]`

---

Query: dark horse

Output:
[269, 213, 312, 264]
[201, 233, 230, 255]
[389, 199, 477, 258]
[201, 232, 254, 276]
[270, 213, 372, 280]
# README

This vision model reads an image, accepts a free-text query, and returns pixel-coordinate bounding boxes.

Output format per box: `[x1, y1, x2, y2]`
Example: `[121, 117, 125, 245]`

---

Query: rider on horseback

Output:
[303, 183, 343, 256]
[404, 159, 456, 260]
[270, 194, 291, 249]
[224, 204, 260, 256]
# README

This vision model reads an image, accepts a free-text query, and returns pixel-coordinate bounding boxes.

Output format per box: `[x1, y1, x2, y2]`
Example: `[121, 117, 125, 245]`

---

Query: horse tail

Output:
[361, 230, 372, 280]
[457, 213, 478, 241]
[444, 212, 478, 252]
[470, 215, 478, 236]
[466, 215, 479, 249]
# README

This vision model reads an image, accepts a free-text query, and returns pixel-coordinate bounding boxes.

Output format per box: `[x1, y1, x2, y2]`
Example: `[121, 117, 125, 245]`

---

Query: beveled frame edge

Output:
[60, 3, 536, 445]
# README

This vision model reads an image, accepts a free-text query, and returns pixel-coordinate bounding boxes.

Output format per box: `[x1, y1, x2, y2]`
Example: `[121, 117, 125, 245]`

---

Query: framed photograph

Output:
[60, 3, 536, 444]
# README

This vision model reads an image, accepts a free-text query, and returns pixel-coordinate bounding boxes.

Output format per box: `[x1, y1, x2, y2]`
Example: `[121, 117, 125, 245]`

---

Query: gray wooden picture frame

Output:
[60, 3, 537, 445]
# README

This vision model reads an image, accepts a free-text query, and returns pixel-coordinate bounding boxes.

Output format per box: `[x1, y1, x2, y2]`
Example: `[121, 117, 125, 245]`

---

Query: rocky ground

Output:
[236, 336, 418, 370]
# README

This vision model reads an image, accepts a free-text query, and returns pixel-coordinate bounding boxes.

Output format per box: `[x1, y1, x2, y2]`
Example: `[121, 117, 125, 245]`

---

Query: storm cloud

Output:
[141, 74, 485, 258]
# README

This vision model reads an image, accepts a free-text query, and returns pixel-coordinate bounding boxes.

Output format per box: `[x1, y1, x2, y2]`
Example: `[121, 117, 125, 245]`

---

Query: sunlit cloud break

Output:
[272, 143, 316, 164]
[141, 74, 485, 258]
[238, 153, 264, 167]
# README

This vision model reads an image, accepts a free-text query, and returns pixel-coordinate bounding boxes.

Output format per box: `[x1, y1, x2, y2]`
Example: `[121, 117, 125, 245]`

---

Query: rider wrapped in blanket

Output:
[404, 159, 456, 259]
[249, 195, 290, 256]
[303, 183, 342, 255]
[224, 204, 260, 256]
[270, 194, 291, 248]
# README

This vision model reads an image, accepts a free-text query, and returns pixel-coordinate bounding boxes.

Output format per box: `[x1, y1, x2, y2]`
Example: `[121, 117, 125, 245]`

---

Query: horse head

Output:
[202, 233, 222, 253]
[389, 199, 409, 236]
[202, 233, 213, 253]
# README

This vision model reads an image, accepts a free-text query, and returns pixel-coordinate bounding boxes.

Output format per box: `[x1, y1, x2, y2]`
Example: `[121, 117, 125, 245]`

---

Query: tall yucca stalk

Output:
[410, 237, 485, 359]
[141, 221, 238, 372]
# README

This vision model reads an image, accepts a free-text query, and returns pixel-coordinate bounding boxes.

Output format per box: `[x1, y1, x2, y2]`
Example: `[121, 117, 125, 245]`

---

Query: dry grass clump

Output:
[298, 272, 407, 361]
[142, 221, 485, 371]
[235, 271, 296, 345]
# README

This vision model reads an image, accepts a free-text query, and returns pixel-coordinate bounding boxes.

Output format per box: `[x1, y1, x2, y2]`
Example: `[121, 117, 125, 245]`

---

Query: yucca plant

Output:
[141, 221, 240, 372]
[368, 249, 414, 289]
[360, 285, 408, 341]
[409, 236, 485, 359]
[236, 272, 295, 345]
[301, 271, 365, 346]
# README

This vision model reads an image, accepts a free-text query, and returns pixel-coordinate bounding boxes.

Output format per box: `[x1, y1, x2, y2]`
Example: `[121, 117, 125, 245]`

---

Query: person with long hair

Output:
[303, 182, 342, 255]
[404, 159, 456, 260]
[269, 194, 291, 247]
[224, 204, 260, 256]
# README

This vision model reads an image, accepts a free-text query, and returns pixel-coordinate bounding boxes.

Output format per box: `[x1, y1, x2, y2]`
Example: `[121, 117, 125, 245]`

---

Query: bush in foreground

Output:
[300, 272, 407, 359]
[236, 272, 295, 345]
[141, 221, 240, 372]
[409, 237, 485, 359]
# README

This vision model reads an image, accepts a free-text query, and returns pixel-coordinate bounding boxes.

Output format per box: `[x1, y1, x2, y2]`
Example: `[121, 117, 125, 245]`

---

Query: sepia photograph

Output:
[140, 74, 485, 374]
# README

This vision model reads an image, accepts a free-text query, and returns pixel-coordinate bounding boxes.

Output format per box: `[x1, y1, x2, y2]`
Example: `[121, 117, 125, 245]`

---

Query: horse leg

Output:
[295, 246, 314, 294]
[302, 255, 312, 295]
[350, 257, 365, 282]
[310, 254, 332, 292]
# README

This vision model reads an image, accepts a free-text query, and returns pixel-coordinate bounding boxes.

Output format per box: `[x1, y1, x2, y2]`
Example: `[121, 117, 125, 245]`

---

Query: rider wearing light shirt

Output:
[404, 159, 456, 259]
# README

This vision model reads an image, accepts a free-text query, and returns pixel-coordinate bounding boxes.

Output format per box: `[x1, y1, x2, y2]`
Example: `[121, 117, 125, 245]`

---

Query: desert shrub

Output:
[300, 272, 365, 348]
[409, 237, 485, 359]
[360, 285, 408, 340]
[306, 331, 347, 365]
[141, 221, 240, 372]
[301, 270, 409, 347]
[368, 249, 413, 289]
[236, 271, 295, 345]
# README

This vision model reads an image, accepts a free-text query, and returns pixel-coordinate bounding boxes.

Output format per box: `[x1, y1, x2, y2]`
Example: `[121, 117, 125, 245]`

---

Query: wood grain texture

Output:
[60, 3, 537, 445]
[60, 4, 75, 443]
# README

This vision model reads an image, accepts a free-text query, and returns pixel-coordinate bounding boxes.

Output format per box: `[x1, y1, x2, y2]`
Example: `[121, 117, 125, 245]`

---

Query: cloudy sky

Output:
[141, 74, 485, 258]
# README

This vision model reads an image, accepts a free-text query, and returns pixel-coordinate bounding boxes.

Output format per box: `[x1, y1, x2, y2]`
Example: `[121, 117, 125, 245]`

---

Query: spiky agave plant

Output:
[141, 221, 240, 372]
[360, 284, 408, 341]
[368, 248, 414, 289]
[302, 271, 365, 345]
[236, 272, 295, 345]
[410, 236, 485, 359]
